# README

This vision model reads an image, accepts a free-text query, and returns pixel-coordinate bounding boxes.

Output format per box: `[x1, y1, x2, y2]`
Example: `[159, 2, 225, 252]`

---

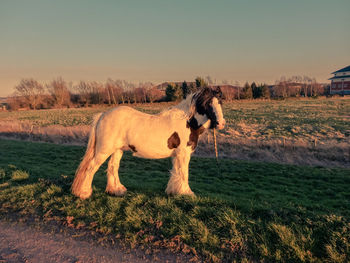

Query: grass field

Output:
[1, 97, 348, 167]
[0, 139, 349, 262]
[1, 97, 349, 142]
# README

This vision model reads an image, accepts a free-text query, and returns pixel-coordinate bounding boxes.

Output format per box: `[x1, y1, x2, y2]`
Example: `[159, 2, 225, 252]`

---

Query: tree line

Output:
[6, 76, 329, 110]
[7, 78, 164, 110]
[165, 76, 328, 102]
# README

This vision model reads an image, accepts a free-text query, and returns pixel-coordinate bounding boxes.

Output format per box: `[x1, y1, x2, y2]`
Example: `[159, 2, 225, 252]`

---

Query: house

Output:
[0, 97, 8, 111]
[329, 65, 350, 95]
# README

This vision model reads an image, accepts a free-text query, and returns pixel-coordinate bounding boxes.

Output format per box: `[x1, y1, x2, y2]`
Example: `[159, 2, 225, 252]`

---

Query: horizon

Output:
[1, 0, 349, 97]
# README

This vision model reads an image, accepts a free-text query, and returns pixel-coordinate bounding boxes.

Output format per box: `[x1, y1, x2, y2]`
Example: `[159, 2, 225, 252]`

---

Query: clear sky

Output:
[0, 0, 349, 96]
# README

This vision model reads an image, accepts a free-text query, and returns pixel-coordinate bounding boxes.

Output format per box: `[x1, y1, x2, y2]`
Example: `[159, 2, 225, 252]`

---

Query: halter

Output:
[189, 88, 222, 174]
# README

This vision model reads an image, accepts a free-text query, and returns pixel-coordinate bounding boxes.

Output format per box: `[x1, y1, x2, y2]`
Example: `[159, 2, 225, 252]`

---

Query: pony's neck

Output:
[173, 94, 195, 118]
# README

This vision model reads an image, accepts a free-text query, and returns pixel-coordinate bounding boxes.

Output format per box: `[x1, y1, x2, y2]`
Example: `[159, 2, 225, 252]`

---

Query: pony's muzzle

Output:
[217, 119, 226, 130]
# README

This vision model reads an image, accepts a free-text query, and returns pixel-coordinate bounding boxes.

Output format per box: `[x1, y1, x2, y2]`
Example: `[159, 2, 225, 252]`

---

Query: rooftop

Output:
[332, 65, 350, 74]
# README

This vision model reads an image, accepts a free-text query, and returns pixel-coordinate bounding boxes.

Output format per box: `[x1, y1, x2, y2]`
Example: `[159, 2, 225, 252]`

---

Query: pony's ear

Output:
[212, 86, 222, 94]
[201, 86, 211, 95]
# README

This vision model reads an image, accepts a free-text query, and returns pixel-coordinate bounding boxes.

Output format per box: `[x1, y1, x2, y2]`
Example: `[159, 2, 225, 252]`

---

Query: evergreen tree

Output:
[166, 83, 183, 101]
[195, 77, 208, 88]
[251, 82, 261, 99]
[181, 81, 189, 98]
[242, 82, 253, 99]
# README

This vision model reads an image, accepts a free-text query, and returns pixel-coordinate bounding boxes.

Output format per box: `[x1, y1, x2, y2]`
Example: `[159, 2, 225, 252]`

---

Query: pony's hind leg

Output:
[106, 149, 127, 196]
[72, 152, 110, 199]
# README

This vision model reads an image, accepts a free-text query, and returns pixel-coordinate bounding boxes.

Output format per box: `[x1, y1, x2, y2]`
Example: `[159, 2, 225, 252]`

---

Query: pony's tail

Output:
[71, 113, 102, 198]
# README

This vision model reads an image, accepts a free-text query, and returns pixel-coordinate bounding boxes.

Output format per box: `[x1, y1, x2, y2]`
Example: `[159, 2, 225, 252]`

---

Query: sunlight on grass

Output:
[11, 170, 29, 181]
[0, 139, 349, 262]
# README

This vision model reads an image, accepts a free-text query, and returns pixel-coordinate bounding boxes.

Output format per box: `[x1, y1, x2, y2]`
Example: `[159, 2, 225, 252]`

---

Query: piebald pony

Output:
[72, 87, 225, 199]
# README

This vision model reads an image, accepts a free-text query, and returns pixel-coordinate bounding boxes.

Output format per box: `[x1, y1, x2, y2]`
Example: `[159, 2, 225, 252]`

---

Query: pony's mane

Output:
[159, 87, 222, 120]
[159, 93, 196, 119]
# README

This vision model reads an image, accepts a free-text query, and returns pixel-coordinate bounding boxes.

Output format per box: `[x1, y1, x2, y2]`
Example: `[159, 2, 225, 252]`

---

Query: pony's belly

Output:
[128, 140, 173, 159]
[125, 124, 179, 159]
[132, 151, 172, 159]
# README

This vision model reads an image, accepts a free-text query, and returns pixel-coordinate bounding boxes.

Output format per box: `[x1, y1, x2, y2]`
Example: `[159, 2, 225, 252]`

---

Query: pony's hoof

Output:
[166, 189, 195, 197]
[183, 190, 195, 197]
[106, 185, 127, 196]
[73, 189, 92, 200]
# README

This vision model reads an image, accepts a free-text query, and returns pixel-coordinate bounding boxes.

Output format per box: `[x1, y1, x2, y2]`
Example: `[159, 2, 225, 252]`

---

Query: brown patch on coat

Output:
[167, 132, 180, 149]
[128, 144, 137, 152]
[186, 122, 205, 150]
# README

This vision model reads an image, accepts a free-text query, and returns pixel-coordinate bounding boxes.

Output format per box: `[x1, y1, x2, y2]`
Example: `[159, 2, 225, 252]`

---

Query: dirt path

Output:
[0, 220, 188, 263]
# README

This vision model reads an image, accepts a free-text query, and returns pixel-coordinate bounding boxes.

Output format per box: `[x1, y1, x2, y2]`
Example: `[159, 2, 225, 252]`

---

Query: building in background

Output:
[329, 65, 350, 95]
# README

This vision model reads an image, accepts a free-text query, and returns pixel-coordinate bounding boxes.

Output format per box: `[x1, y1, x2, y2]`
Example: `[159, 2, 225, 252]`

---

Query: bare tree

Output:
[221, 85, 237, 102]
[46, 77, 71, 107]
[90, 81, 104, 104]
[205, 76, 214, 85]
[115, 80, 128, 104]
[234, 81, 241, 99]
[6, 95, 25, 110]
[301, 75, 312, 97]
[15, 78, 44, 109]
[138, 82, 153, 103]
[147, 86, 164, 103]
[105, 79, 124, 105]
[75, 81, 92, 106]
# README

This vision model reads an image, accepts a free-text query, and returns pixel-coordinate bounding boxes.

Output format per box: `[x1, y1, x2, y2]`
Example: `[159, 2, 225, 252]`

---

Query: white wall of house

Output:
[334, 71, 350, 77]
[332, 78, 350, 83]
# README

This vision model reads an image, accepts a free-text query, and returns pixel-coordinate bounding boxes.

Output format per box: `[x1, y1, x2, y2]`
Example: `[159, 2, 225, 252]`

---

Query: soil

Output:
[0, 219, 190, 263]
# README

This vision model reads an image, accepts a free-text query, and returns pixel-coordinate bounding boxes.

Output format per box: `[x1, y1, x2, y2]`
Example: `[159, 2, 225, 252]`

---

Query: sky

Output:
[0, 0, 349, 96]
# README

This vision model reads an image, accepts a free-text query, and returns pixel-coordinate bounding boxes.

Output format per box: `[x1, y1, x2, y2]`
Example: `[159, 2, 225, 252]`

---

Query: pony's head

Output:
[189, 86, 226, 130]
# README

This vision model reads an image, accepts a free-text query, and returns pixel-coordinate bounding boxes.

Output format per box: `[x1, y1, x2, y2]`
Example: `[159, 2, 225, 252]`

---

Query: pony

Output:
[71, 86, 226, 199]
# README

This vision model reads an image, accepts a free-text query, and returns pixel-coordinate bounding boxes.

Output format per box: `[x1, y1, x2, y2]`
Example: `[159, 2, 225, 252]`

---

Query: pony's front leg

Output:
[166, 148, 194, 196]
[106, 149, 127, 196]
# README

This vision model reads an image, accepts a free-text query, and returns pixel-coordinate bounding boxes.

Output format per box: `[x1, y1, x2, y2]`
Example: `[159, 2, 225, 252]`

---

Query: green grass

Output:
[0, 139, 349, 262]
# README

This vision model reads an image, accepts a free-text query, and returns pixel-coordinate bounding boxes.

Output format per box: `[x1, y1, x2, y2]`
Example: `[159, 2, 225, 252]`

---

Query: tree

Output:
[205, 75, 214, 85]
[181, 81, 189, 98]
[75, 81, 92, 105]
[133, 87, 146, 103]
[241, 82, 253, 99]
[301, 75, 312, 97]
[15, 78, 44, 109]
[195, 77, 208, 88]
[90, 81, 104, 104]
[220, 85, 237, 102]
[105, 79, 118, 105]
[166, 83, 183, 101]
[181, 81, 197, 98]
[6, 95, 25, 110]
[47, 77, 71, 107]
[147, 87, 164, 103]
[272, 84, 287, 98]
[261, 84, 271, 99]
[234, 81, 241, 99]
[251, 82, 261, 99]
[138, 82, 153, 103]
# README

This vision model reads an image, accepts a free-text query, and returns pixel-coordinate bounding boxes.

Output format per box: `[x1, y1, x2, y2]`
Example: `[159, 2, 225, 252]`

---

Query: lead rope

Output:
[213, 128, 221, 176]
